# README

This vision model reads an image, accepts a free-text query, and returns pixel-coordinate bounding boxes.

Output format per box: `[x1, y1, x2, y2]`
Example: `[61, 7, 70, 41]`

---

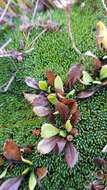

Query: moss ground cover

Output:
[0, 0, 107, 189]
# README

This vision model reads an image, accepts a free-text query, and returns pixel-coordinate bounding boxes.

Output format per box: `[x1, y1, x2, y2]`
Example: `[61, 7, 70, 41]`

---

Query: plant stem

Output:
[0, 0, 12, 22]
[0, 72, 16, 93]
[65, 9, 85, 61]
[0, 38, 12, 50]
[27, 28, 47, 49]
[32, 0, 39, 23]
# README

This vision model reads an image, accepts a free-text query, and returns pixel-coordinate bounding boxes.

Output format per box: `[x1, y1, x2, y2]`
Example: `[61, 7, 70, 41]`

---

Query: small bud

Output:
[67, 135, 73, 141]
[70, 128, 79, 137]
[32, 129, 41, 136]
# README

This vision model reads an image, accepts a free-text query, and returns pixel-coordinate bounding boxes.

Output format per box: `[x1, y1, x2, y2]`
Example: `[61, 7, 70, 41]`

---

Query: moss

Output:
[0, 0, 107, 189]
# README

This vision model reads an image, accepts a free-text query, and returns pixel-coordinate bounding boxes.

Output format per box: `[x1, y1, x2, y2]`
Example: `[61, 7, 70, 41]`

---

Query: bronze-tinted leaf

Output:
[58, 93, 75, 106]
[56, 101, 69, 123]
[46, 70, 56, 86]
[20, 145, 33, 154]
[93, 58, 102, 70]
[3, 139, 21, 161]
[71, 109, 80, 125]
[94, 157, 107, 167]
[65, 142, 79, 169]
[36, 167, 48, 180]
[77, 90, 95, 99]
[67, 64, 82, 87]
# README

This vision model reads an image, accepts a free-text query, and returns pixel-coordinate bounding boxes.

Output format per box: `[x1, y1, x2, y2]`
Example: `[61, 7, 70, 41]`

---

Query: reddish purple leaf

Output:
[67, 64, 82, 87]
[0, 176, 23, 190]
[11, 51, 23, 61]
[94, 157, 107, 167]
[33, 106, 51, 117]
[90, 180, 105, 190]
[24, 93, 48, 107]
[56, 101, 69, 123]
[24, 93, 38, 104]
[65, 142, 79, 169]
[37, 137, 59, 154]
[71, 109, 80, 125]
[25, 77, 39, 89]
[93, 58, 102, 70]
[77, 90, 95, 99]
[56, 138, 66, 153]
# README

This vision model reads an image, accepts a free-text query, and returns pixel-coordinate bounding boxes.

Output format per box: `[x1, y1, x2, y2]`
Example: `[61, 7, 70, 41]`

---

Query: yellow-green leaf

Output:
[29, 171, 37, 190]
[41, 123, 59, 138]
[59, 130, 67, 137]
[21, 156, 33, 165]
[22, 167, 30, 175]
[39, 81, 48, 91]
[54, 76, 64, 92]
[0, 168, 8, 179]
[65, 120, 73, 132]
[82, 71, 93, 85]
[48, 93, 57, 105]
[100, 65, 107, 80]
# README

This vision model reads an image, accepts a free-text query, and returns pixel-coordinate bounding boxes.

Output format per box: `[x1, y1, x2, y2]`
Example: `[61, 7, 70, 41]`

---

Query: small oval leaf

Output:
[39, 81, 48, 91]
[65, 120, 73, 132]
[41, 123, 59, 138]
[82, 71, 93, 85]
[54, 76, 64, 92]
[29, 171, 37, 190]
[100, 65, 107, 80]
[0, 168, 8, 179]
[47, 93, 57, 105]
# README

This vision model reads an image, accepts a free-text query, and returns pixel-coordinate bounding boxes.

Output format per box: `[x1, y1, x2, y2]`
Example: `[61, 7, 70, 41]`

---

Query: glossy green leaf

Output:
[65, 120, 73, 132]
[41, 123, 60, 138]
[66, 89, 75, 98]
[48, 93, 57, 105]
[0, 168, 8, 179]
[29, 171, 37, 190]
[100, 65, 107, 80]
[82, 71, 93, 85]
[59, 130, 67, 137]
[39, 81, 48, 91]
[54, 76, 64, 92]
